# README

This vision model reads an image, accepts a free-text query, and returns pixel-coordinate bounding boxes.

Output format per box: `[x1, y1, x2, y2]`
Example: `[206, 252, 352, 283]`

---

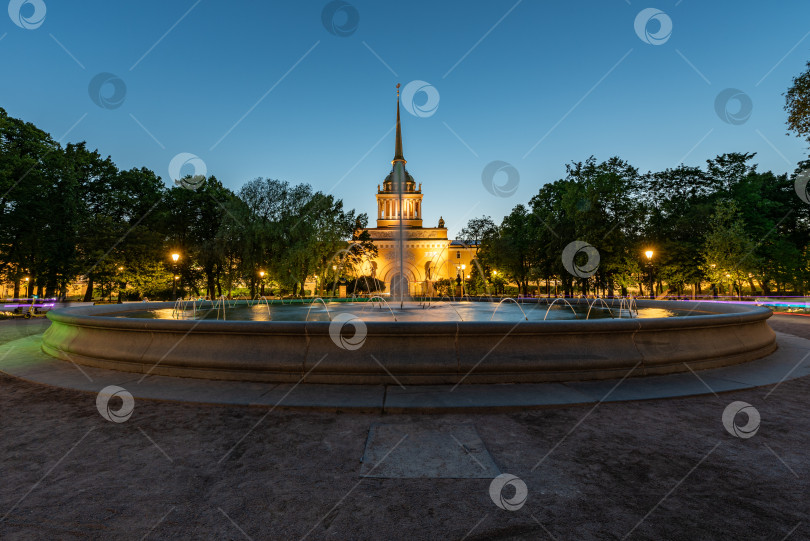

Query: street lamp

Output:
[170, 253, 180, 299]
[461, 264, 466, 297]
[117, 266, 125, 304]
[644, 250, 654, 299]
[259, 270, 266, 297]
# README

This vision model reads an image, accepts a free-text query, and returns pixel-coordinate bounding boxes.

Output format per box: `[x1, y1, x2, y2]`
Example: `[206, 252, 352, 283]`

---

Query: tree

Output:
[458, 216, 496, 257]
[785, 60, 810, 143]
[701, 199, 755, 298]
[480, 205, 534, 295]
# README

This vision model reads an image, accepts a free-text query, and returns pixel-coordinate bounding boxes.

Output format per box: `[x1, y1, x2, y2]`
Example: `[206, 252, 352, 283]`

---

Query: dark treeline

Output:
[463, 154, 810, 297]
[0, 108, 372, 300]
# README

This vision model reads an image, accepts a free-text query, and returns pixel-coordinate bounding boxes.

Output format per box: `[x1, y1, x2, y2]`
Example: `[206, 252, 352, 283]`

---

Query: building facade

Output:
[358, 86, 477, 296]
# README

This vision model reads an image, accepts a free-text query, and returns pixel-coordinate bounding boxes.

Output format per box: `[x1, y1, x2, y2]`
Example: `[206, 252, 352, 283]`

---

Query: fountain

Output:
[41, 296, 776, 384]
[37, 86, 777, 386]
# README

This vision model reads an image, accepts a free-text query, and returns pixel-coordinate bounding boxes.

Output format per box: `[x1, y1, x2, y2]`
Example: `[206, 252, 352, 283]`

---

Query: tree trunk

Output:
[206, 271, 216, 299]
[82, 275, 94, 302]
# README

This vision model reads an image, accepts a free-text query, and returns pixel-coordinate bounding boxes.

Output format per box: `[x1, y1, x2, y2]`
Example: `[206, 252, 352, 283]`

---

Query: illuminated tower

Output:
[375, 85, 423, 228]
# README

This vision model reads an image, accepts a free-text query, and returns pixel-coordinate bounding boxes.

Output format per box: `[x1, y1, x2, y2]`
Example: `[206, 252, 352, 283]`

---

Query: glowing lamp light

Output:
[259, 271, 265, 278]
[171, 253, 180, 263]
[644, 250, 653, 260]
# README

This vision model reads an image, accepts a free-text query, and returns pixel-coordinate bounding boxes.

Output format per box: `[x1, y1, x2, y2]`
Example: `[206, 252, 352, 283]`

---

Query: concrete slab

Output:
[250, 383, 385, 412]
[564, 371, 747, 402]
[125, 376, 277, 406]
[0, 335, 141, 392]
[359, 422, 500, 478]
[384, 382, 594, 412]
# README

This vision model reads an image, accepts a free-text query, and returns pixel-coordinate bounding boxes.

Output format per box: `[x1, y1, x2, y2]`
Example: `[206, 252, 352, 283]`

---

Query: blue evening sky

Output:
[2, 1, 809, 238]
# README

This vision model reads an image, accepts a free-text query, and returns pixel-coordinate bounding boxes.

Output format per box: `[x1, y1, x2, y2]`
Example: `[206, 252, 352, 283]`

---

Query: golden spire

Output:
[393, 83, 406, 164]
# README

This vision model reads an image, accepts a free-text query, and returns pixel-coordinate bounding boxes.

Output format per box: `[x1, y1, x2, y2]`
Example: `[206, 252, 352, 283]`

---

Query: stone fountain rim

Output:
[45, 299, 772, 335]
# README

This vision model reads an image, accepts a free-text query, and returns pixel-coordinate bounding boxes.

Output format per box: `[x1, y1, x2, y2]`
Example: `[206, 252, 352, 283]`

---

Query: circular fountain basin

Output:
[41, 300, 776, 384]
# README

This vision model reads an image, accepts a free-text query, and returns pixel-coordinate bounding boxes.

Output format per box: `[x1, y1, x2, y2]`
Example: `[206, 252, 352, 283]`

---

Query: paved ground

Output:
[0, 316, 808, 540]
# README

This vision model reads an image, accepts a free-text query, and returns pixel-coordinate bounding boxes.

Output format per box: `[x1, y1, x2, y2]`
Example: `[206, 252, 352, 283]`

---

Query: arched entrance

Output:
[389, 274, 409, 299]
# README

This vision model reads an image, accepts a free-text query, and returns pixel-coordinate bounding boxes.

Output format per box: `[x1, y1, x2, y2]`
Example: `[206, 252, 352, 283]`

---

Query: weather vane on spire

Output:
[396, 83, 400, 97]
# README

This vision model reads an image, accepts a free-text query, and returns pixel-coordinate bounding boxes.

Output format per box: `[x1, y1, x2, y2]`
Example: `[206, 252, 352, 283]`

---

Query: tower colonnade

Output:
[359, 84, 477, 296]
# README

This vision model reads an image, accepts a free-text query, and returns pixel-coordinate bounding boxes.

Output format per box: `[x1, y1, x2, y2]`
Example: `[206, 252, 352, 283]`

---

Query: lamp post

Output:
[117, 266, 124, 304]
[259, 271, 265, 297]
[461, 264, 466, 297]
[644, 250, 654, 299]
[314, 275, 318, 297]
[171, 253, 180, 299]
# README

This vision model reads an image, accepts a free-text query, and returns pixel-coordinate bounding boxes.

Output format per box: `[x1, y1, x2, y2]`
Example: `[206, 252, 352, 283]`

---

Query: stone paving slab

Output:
[249, 383, 385, 411]
[126, 375, 277, 406]
[384, 381, 594, 413]
[359, 422, 500, 478]
[1, 331, 809, 411]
